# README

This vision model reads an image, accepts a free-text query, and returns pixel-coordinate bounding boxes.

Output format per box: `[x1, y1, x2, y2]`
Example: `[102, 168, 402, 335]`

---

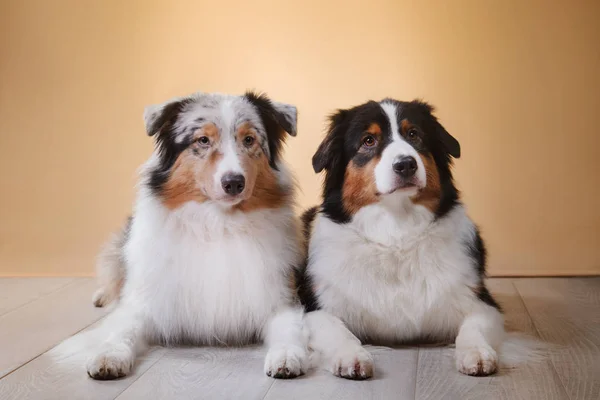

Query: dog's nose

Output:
[221, 174, 245, 196]
[393, 156, 418, 178]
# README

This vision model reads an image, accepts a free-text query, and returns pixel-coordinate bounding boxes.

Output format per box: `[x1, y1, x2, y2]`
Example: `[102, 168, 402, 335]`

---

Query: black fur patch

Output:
[301, 206, 318, 244]
[244, 91, 294, 170]
[312, 99, 461, 223]
[477, 286, 500, 311]
[467, 227, 501, 311]
[295, 207, 320, 312]
[148, 135, 194, 197]
[146, 99, 195, 197]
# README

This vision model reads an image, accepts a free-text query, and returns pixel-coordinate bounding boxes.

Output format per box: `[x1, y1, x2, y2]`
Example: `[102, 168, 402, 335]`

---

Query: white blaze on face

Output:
[213, 99, 245, 193]
[374, 102, 427, 195]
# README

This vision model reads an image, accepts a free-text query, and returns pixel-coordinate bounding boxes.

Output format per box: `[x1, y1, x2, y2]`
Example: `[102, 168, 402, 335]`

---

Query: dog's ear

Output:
[436, 121, 460, 159]
[270, 101, 298, 137]
[312, 110, 348, 173]
[143, 97, 186, 137]
[413, 100, 461, 159]
[244, 91, 298, 168]
[244, 91, 298, 137]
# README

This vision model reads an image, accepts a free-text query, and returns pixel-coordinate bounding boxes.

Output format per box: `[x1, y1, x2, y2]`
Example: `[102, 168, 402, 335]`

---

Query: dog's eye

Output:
[362, 135, 377, 148]
[243, 136, 255, 147]
[407, 129, 418, 139]
[197, 136, 210, 146]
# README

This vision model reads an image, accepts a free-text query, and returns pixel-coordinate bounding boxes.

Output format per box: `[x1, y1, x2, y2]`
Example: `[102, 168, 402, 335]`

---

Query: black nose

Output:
[393, 156, 418, 178]
[221, 174, 245, 196]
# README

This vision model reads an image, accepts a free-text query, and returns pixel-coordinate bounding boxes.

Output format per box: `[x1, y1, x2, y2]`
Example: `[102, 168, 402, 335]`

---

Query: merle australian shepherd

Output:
[86, 91, 310, 380]
[297, 98, 505, 378]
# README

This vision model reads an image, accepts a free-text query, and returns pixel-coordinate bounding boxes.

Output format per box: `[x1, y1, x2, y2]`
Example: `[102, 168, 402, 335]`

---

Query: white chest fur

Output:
[122, 196, 301, 345]
[308, 198, 481, 344]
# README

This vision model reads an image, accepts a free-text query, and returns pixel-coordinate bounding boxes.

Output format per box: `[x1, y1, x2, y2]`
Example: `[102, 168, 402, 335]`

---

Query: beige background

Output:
[1, 0, 599, 276]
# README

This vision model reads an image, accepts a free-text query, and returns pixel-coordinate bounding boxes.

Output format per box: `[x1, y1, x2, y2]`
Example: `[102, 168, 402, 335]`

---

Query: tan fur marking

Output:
[201, 123, 219, 141]
[411, 153, 441, 212]
[288, 272, 297, 292]
[366, 122, 382, 136]
[400, 118, 412, 133]
[236, 122, 254, 138]
[237, 156, 289, 212]
[161, 124, 221, 209]
[236, 122, 262, 158]
[342, 158, 380, 215]
[162, 151, 215, 209]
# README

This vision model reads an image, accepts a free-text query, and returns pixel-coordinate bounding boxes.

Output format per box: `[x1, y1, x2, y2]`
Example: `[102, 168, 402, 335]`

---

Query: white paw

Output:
[264, 345, 307, 379]
[331, 345, 374, 380]
[456, 345, 498, 376]
[87, 345, 134, 380]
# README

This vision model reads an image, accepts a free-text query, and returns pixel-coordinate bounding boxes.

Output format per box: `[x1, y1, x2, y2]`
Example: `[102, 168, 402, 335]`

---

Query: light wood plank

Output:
[415, 278, 568, 400]
[116, 346, 275, 400]
[0, 278, 107, 377]
[515, 277, 600, 400]
[0, 277, 75, 316]
[264, 346, 418, 400]
[0, 277, 597, 400]
[0, 336, 166, 400]
[0, 301, 165, 400]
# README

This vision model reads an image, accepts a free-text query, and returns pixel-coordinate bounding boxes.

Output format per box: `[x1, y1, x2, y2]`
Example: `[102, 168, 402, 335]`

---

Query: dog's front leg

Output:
[86, 303, 146, 380]
[304, 310, 373, 380]
[263, 306, 309, 379]
[455, 304, 504, 376]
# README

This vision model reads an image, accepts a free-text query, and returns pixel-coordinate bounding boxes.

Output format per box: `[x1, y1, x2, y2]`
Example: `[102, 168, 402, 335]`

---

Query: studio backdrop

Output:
[1, 0, 599, 276]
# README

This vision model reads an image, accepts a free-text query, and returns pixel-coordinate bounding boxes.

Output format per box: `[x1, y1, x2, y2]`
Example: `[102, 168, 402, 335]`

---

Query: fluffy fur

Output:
[298, 99, 505, 377]
[87, 91, 309, 380]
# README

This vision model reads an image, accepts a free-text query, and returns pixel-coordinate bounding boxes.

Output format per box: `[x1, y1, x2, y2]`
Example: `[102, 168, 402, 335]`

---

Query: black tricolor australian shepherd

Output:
[297, 98, 504, 378]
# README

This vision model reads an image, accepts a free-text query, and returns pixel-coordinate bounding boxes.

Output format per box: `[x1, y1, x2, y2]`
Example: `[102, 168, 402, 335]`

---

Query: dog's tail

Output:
[91, 216, 132, 308]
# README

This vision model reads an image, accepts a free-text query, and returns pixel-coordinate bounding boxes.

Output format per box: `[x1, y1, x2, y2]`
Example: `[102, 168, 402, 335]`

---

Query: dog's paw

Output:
[264, 345, 307, 379]
[330, 345, 374, 380]
[87, 345, 134, 380]
[456, 345, 498, 376]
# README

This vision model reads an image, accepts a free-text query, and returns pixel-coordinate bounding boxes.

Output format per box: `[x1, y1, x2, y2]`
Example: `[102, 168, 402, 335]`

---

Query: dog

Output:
[87, 91, 309, 380]
[297, 98, 505, 377]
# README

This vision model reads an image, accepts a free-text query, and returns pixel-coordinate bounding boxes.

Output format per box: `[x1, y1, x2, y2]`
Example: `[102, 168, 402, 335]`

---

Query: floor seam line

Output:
[0, 277, 80, 318]
[113, 349, 169, 400]
[413, 347, 420, 400]
[261, 378, 276, 400]
[511, 279, 572, 400]
[0, 313, 108, 380]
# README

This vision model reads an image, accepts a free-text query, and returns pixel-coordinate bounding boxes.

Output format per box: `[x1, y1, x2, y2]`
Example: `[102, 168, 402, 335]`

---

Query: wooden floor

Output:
[0, 278, 598, 399]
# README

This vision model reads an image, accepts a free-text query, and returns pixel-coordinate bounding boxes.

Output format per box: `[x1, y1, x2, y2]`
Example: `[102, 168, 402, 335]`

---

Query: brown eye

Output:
[243, 136, 255, 147]
[407, 129, 418, 139]
[197, 136, 210, 145]
[362, 135, 376, 148]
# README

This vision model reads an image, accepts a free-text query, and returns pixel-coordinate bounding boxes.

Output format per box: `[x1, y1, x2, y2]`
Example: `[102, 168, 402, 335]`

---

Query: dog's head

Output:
[144, 91, 297, 210]
[312, 99, 460, 222]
